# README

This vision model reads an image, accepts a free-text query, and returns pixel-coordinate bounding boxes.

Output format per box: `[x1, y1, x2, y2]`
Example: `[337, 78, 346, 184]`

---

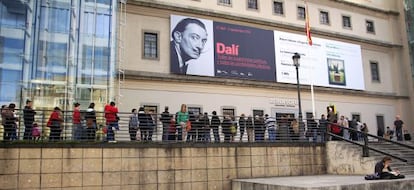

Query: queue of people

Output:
[0, 101, 409, 143]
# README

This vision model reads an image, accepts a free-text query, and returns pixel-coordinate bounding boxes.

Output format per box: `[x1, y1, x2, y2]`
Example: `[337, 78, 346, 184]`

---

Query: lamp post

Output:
[292, 53, 303, 131]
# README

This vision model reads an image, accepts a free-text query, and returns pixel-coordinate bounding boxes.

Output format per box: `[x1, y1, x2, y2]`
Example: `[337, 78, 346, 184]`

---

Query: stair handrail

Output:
[325, 121, 410, 162]
[327, 132, 408, 162]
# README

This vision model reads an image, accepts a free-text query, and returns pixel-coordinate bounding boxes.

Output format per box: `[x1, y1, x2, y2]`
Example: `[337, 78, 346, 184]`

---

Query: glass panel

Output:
[0, 69, 21, 103]
[36, 41, 68, 81]
[144, 33, 158, 59]
[96, 13, 110, 38]
[0, 3, 26, 29]
[93, 46, 109, 85]
[40, 6, 70, 33]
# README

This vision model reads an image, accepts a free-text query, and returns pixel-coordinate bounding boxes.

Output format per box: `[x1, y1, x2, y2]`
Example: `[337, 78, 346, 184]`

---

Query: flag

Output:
[305, 1, 312, 46]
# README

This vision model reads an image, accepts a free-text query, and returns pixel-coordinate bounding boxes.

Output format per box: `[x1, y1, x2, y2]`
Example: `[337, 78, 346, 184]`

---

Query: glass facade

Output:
[0, 0, 117, 111]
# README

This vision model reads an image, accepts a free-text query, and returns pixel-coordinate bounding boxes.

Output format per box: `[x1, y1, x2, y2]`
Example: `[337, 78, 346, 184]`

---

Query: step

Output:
[232, 175, 414, 190]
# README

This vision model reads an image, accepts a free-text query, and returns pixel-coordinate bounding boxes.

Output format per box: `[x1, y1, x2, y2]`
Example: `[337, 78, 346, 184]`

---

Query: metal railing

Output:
[0, 109, 327, 144]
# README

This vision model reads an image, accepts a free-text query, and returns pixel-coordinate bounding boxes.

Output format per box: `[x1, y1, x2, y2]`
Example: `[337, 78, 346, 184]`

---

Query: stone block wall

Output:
[326, 141, 377, 175]
[0, 144, 325, 190]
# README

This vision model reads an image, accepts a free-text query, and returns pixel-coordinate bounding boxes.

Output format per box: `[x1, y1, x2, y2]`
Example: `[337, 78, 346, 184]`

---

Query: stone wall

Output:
[326, 141, 377, 175]
[0, 144, 325, 190]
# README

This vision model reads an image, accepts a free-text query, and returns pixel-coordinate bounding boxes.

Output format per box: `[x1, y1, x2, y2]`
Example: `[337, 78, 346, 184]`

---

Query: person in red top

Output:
[72, 103, 82, 140]
[47, 107, 63, 142]
[104, 101, 119, 142]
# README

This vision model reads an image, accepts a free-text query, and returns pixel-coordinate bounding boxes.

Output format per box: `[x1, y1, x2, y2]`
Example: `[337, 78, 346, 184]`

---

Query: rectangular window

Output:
[143, 32, 158, 59]
[188, 107, 202, 116]
[370, 61, 380, 82]
[247, 0, 258, 10]
[297, 6, 305, 20]
[218, 0, 231, 6]
[273, 1, 284, 15]
[253, 109, 264, 117]
[352, 114, 361, 122]
[319, 10, 329, 25]
[366, 20, 375, 33]
[222, 108, 235, 118]
[342, 15, 352, 29]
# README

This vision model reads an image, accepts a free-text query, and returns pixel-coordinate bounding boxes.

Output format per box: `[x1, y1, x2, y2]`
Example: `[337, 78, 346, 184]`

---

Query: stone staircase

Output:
[368, 141, 414, 175]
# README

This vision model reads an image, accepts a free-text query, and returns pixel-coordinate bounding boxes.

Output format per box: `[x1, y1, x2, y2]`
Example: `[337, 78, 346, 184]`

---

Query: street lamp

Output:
[292, 53, 303, 131]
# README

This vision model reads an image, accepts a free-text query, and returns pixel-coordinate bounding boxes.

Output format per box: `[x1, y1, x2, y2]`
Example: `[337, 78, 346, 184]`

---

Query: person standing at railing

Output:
[128, 108, 139, 141]
[47, 107, 63, 142]
[246, 115, 254, 142]
[254, 115, 265, 142]
[85, 103, 97, 141]
[2, 104, 17, 141]
[23, 99, 36, 140]
[201, 112, 210, 142]
[222, 115, 233, 143]
[72, 103, 82, 140]
[176, 104, 189, 141]
[160, 106, 172, 142]
[104, 102, 119, 143]
[318, 114, 328, 142]
[338, 115, 349, 140]
[265, 114, 277, 142]
[210, 111, 221, 143]
[394, 115, 404, 141]
[138, 107, 154, 142]
[238, 114, 247, 142]
[306, 116, 318, 142]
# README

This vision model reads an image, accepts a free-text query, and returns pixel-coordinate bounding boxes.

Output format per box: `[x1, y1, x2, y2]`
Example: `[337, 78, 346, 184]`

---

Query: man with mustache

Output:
[171, 18, 208, 74]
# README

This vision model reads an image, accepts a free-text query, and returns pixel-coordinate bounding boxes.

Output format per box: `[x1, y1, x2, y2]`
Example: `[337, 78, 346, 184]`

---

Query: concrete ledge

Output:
[232, 175, 414, 190]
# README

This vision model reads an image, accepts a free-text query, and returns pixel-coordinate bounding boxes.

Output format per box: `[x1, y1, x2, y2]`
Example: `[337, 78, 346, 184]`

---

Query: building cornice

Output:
[127, 0, 402, 48]
[124, 70, 409, 100]
[330, 0, 400, 16]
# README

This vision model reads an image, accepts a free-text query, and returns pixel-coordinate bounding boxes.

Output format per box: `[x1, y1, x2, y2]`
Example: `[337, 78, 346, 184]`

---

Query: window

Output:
[342, 15, 352, 29]
[247, 0, 258, 10]
[143, 105, 158, 121]
[370, 61, 380, 82]
[352, 114, 361, 122]
[273, 1, 284, 15]
[366, 20, 375, 33]
[319, 10, 329, 25]
[143, 32, 158, 59]
[222, 108, 235, 117]
[188, 107, 202, 116]
[297, 6, 305, 20]
[252, 109, 264, 117]
[218, 0, 231, 6]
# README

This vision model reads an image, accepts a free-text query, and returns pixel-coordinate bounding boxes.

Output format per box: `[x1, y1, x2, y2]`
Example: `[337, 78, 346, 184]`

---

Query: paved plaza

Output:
[233, 175, 414, 190]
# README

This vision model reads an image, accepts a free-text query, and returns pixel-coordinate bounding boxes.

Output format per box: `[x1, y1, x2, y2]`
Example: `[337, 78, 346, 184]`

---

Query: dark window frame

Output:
[273, 1, 284, 16]
[342, 15, 352, 29]
[319, 10, 330, 25]
[366, 20, 375, 34]
[297, 6, 306, 20]
[247, 0, 258, 10]
[218, 0, 232, 6]
[370, 61, 380, 82]
[142, 31, 159, 60]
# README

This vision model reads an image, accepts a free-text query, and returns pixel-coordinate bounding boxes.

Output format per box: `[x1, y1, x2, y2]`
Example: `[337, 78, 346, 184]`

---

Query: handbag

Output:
[230, 125, 237, 134]
[186, 121, 192, 132]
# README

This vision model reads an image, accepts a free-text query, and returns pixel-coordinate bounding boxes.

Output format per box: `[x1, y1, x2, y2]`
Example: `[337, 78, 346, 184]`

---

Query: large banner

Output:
[170, 15, 276, 81]
[274, 31, 365, 90]
[170, 15, 365, 90]
[214, 22, 276, 81]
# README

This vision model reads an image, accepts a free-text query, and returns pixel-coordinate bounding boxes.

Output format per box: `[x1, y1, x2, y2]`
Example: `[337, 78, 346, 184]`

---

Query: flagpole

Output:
[305, 0, 316, 117]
